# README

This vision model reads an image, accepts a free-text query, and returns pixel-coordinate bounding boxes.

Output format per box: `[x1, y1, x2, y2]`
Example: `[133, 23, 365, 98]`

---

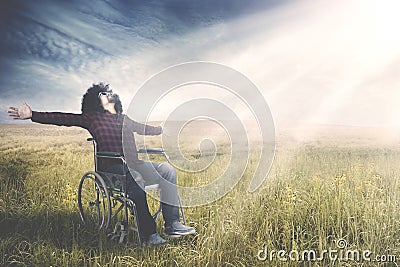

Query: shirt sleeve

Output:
[124, 115, 162, 135]
[31, 111, 90, 129]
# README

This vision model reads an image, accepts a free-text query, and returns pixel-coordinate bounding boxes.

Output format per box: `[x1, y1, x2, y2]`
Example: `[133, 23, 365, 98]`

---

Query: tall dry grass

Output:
[0, 124, 400, 266]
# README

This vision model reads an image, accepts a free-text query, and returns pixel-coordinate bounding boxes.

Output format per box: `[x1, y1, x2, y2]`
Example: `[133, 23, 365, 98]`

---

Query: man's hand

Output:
[159, 123, 169, 137]
[134, 175, 145, 189]
[8, 101, 32, 120]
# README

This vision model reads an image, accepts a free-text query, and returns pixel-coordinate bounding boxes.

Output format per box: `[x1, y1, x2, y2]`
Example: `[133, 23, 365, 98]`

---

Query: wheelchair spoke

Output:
[78, 172, 111, 230]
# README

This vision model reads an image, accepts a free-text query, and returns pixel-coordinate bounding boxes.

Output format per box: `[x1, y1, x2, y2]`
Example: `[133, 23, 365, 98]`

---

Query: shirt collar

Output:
[103, 109, 122, 116]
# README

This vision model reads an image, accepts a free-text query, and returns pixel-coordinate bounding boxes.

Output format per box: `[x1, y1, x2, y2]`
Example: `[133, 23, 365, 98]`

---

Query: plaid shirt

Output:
[31, 110, 162, 169]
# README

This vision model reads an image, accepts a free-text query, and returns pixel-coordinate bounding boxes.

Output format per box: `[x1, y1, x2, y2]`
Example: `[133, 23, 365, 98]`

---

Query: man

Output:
[8, 82, 195, 245]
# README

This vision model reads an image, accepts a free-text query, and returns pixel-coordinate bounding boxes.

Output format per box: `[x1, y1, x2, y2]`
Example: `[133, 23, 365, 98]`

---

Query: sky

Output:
[1, 0, 400, 128]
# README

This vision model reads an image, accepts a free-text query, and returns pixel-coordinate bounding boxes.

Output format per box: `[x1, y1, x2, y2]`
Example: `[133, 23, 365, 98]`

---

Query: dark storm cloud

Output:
[0, 0, 289, 123]
[0, 0, 283, 66]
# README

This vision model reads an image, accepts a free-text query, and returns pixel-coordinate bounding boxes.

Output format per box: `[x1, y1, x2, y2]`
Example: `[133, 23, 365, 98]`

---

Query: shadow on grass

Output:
[0, 210, 99, 247]
[0, 156, 117, 265]
[0, 209, 199, 266]
[0, 209, 142, 266]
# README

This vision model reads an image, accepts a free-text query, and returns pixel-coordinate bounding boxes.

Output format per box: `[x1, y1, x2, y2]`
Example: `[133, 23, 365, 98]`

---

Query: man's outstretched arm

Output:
[124, 116, 162, 136]
[8, 102, 89, 128]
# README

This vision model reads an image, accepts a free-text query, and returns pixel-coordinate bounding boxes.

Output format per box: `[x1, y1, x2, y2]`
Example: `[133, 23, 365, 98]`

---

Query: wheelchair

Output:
[77, 137, 186, 245]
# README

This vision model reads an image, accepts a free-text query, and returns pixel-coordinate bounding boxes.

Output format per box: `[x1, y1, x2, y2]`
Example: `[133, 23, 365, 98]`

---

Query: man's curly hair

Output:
[81, 82, 123, 114]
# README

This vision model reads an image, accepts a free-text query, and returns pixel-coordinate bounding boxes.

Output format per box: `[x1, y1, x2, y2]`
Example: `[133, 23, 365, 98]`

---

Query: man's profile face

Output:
[108, 93, 119, 104]
[98, 91, 114, 106]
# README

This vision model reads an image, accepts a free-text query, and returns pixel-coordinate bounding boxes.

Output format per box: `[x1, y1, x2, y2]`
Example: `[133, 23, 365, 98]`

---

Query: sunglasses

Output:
[98, 91, 113, 98]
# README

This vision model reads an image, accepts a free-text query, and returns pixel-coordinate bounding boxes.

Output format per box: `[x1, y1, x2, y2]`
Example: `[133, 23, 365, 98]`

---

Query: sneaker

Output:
[143, 233, 167, 246]
[163, 221, 196, 237]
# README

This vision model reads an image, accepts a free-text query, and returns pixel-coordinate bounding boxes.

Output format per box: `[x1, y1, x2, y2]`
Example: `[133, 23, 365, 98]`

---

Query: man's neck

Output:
[103, 104, 117, 114]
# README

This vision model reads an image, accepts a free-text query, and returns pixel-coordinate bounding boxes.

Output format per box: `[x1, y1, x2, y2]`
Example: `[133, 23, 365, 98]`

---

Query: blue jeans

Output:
[133, 161, 180, 226]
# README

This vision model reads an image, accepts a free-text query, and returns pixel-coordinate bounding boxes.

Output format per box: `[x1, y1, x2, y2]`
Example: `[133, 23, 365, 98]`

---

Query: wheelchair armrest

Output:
[97, 151, 123, 158]
[137, 148, 165, 154]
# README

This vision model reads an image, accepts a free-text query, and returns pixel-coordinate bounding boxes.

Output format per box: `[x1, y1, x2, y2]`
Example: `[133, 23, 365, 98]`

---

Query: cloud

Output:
[2, 0, 398, 129]
[197, 0, 400, 127]
[0, 0, 286, 123]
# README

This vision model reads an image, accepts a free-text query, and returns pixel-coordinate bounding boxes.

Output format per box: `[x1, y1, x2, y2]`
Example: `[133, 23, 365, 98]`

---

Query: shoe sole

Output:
[163, 229, 196, 238]
[163, 233, 182, 238]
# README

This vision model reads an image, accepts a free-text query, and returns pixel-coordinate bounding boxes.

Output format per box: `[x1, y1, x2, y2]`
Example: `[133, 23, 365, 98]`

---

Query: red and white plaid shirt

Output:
[31, 110, 162, 169]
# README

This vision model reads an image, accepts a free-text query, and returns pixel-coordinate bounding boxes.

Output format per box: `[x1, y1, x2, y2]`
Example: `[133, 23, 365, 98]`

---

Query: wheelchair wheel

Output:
[78, 171, 111, 230]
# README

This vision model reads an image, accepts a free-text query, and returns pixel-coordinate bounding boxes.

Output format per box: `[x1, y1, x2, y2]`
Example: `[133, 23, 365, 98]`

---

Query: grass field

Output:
[1, 123, 400, 266]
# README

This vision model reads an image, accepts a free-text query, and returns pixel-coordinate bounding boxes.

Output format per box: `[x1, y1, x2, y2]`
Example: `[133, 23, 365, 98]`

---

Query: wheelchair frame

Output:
[77, 137, 186, 245]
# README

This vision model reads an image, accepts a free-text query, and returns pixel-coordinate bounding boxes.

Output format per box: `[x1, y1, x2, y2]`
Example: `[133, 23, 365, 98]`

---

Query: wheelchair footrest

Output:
[109, 221, 141, 244]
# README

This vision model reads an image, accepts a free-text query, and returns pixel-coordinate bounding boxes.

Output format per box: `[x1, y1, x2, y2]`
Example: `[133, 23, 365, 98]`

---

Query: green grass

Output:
[1, 124, 400, 266]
